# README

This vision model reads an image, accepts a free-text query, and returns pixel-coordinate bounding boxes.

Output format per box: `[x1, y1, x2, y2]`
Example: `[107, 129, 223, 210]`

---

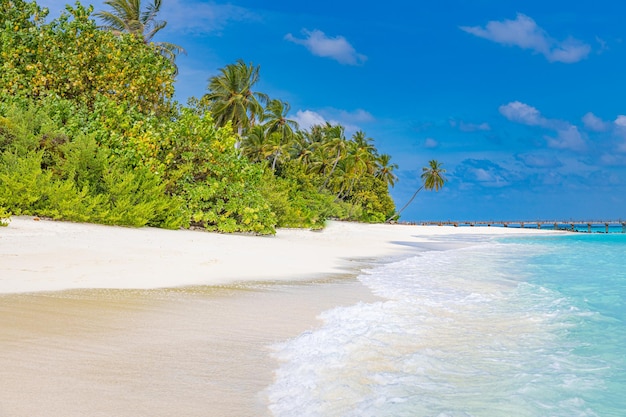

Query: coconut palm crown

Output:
[202, 59, 269, 135]
[386, 159, 447, 222]
[95, 0, 185, 63]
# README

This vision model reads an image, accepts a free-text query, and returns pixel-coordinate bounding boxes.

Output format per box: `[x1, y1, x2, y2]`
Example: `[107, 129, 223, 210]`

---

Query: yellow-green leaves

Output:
[0, 0, 175, 114]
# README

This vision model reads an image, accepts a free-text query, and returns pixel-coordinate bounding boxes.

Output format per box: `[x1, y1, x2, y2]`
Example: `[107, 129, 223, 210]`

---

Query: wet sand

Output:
[0, 217, 560, 415]
[0, 278, 379, 417]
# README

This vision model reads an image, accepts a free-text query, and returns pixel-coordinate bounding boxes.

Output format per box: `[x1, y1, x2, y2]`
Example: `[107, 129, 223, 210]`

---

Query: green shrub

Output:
[159, 108, 276, 234]
[0, 151, 45, 212]
[99, 163, 184, 228]
[0, 205, 9, 226]
[0, 0, 175, 115]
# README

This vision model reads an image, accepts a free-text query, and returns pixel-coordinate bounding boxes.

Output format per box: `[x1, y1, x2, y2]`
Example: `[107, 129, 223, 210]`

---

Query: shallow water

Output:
[268, 234, 626, 416]
[0, 279, 376, 417]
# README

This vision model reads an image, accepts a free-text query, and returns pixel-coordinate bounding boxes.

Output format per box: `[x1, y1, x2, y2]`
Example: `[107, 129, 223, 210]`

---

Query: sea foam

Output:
[268, 235, 626, 417]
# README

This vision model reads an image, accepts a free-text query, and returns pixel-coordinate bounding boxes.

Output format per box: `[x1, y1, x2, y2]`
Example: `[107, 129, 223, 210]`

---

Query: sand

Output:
[0, 216, 555, 294]
[0, 216, 559, 416]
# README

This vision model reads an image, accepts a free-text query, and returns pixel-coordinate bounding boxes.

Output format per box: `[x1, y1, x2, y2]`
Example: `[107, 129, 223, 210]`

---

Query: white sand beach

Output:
[0, 216, 556, 294]
[0, 217, 560, 417]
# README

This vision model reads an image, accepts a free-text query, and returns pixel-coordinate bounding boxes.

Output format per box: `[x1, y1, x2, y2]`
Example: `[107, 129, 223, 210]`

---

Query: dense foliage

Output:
[0, 0, 175, 114]
[201, 61, 398, 225]
[0, 0, 399, 234]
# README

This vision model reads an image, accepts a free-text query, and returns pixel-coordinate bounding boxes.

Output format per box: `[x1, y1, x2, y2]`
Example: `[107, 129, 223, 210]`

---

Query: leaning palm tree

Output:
[95, 0, 185, 63]
[386, 159, 447, 222]
[202, 60, 269, 136]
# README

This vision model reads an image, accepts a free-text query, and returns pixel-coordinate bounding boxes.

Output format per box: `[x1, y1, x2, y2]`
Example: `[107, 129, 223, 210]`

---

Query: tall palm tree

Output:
[240, 125, 271, 163]
[289, 132, 315, 168]
[318, 124, 348, 190]
[350, 130, 378, 175]
[386, 159, 447, 222]
[261, 99, 299, 170]
[95, 0, 185, 63]
[203, 60, 269, 136]
[375, 154, 398, 188]
[262, 99, 299, 140]
[266, 132, 289, 171]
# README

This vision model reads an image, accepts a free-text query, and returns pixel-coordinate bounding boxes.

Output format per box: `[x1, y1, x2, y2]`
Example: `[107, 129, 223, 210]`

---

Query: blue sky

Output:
[39, 0, 626, 222]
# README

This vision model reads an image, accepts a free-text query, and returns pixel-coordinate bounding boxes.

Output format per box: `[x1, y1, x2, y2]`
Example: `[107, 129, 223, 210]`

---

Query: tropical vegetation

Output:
[94, 0, 185, 65]
[0, 0, 440, 233]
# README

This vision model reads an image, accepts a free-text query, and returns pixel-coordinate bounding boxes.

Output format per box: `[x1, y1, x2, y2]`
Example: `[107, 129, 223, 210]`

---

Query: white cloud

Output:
[292, 110, 327, 131]
[456, 160, 512, 188]
[459, 121, 491, 132]
[285, 29, 367, 65]
[545, 126, 587, 152]
[424, 138, 439, 148]
[600, 153, 626, 165]
[595, 36, 609, 54]
[500, 101, 588, 151]
[614, 115, 626, 127]
[582, 112, 609, 131]
[162, 0, 259, 34]
[612, 116, 626, 152]
[516, 153, 562, 168]
[499, 101, 547, 126]
[460, 13, 591, 63]
[292, 108, 374, 136]
[337, 108, 374, 123]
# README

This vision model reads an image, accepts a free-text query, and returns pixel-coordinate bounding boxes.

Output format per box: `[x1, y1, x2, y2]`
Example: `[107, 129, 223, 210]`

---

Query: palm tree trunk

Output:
[271, 150, 280, 171]
[386, 185, 424, 223]
[319, 148, 342, 191]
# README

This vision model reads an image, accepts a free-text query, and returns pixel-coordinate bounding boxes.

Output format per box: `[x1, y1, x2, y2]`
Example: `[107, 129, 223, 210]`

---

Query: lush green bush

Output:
[0, 0, 175, 115]
[0, 206, 9, 226]
[160, 108, 276, 234]
[344, 175, 396, 223]
[260, 162, 348, 229]
[0, 93, 278, 233]
[0, 0, 176, 113]
[0, 98, 185, 228]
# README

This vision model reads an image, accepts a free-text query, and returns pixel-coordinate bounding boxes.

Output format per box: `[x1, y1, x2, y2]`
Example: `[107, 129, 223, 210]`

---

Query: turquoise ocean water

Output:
[267, 233, 626, 416]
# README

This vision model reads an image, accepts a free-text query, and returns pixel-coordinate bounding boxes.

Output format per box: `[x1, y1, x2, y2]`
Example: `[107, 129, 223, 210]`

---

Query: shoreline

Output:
[0, 216, 560, 295]
[0, 216, 562, 416]
[0, 279, 379, 417]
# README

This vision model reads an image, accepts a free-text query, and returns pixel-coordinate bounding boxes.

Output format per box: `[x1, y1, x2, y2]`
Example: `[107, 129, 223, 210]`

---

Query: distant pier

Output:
[402, 220, 626, 233]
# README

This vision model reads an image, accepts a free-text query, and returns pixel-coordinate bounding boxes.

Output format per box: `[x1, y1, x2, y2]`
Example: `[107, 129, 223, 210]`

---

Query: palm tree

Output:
[349, 130, 378, 175]
[375, 154, 398, 188]
[203, 60, 269, 136]
[386, 159, 447, 222]
[95, 0, 185, 63]
[261, 99, 299, 170]
[262, 99, 299, 140]
[318, 124, 348, 190]
[266, 131, 289, 171]
[240, 125, 270, 163]
[289, 132, 315, 167]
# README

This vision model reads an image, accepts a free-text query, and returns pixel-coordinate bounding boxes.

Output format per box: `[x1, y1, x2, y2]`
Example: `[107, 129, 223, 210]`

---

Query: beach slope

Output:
[0, 216, 558, 294]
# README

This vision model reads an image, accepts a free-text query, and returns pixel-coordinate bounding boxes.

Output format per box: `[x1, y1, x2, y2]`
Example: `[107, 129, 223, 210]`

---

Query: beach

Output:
[0, 216, 559, 416]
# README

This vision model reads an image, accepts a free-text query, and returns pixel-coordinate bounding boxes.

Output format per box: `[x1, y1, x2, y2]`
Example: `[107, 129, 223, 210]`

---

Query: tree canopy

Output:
[0, 0, 443, 232]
